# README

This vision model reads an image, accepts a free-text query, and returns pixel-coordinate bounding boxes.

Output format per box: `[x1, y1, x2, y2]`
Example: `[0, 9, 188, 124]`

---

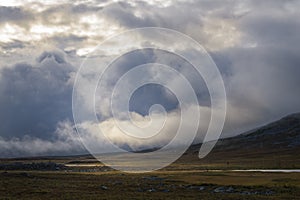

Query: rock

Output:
[241, 191, 251, 195]
[101, 186, 108, 190]
[239, 189, 274, 195]
[187, 185, 205, 191]
[213, 186, 235, 193]
[199, 186, 205, 191]
[147, 188, 156, 192]
[226, 187, 234, 193]
[213, 187, 226, 193]
[264, 190, 275, 195]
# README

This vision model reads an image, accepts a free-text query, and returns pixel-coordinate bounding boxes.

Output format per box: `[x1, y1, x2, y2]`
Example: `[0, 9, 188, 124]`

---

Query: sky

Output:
[0, 0, 300, 157]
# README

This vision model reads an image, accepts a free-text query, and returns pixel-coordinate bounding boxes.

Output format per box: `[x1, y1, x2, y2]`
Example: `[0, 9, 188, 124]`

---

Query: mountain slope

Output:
[180, 113, 300, 169]
[216, 113, 300, 151]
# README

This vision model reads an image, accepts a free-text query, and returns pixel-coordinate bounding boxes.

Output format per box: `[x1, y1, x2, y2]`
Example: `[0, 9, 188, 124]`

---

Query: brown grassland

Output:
[1, 148, 300, 200]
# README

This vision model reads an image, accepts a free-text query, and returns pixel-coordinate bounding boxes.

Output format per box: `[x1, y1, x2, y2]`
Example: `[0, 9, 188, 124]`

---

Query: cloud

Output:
[72, 104, 211, 154]
[0, 6, 33, 24]
[0, 0, 300, 157]
[0, 50, 74, 139]
[0, 120, 85, 158]
[0, 0, 244, 58]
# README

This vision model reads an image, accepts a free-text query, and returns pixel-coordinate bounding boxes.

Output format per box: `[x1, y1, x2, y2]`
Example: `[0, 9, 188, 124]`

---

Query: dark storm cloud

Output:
[99, 0, 300, 136]
[95, 48, 210, 120]
[220, 45, 300, 135]
[215, 0, 300, 135]
[0, 50, 88, 157]
[0, 51, 74, 139]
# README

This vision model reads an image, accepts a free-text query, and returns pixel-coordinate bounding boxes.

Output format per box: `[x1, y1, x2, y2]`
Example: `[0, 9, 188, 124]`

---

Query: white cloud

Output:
[0, 120, 85, 158]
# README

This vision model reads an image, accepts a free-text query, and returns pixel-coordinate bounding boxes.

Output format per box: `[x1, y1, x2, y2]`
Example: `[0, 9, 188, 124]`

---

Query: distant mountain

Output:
[184, 113, 300, 169]
[216, 112, 300, 151]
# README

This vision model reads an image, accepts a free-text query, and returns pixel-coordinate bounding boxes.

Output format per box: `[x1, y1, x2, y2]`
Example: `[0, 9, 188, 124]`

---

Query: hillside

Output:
[180, 113, 300, 170]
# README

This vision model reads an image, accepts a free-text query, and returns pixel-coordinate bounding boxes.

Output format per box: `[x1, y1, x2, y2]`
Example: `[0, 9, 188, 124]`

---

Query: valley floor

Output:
[1, 170, 300, 200]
